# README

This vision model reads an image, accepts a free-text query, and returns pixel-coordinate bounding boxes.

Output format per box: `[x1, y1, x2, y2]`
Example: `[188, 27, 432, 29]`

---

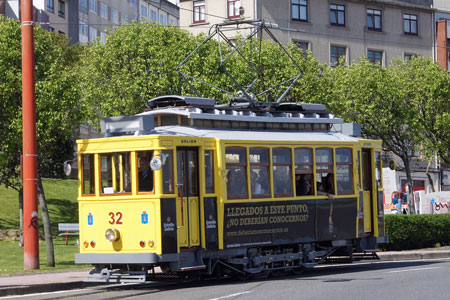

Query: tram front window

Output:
[100, 152, 131, 194]
[137, 151, 154, 193]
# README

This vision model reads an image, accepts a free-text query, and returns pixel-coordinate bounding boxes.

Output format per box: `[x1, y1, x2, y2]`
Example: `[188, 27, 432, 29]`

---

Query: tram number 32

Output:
[109, 212, 123, 225]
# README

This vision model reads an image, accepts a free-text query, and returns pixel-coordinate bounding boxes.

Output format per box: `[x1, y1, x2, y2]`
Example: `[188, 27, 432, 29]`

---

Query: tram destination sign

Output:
[223, 201, 316, 248]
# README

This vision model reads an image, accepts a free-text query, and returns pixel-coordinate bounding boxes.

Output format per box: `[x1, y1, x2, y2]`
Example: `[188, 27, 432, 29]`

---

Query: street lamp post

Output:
[21, 0, 39, 270]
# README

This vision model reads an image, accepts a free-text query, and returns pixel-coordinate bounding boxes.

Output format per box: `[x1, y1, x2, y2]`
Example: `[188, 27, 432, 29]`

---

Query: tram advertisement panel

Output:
[223, 201, 315, 249]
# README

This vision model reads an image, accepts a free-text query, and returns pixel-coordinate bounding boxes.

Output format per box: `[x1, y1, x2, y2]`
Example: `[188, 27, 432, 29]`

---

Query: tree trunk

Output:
[19, 188, 24, 247]
[402, 156, 416, 214]
[37, 177, 55, 267]
[426, 158, 436, 193]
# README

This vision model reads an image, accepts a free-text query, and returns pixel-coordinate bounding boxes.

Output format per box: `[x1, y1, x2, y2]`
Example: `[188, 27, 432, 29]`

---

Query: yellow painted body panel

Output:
[363, 191, 372, 233]
[78, 198, 161, 254]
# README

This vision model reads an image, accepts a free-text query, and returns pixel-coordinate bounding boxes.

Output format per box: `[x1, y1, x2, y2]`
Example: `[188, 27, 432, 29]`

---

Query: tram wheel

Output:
[291, 267, 305, 275]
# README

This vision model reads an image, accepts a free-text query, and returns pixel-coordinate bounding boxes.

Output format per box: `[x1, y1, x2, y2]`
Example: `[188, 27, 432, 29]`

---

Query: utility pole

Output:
[21, 0, 39, 269]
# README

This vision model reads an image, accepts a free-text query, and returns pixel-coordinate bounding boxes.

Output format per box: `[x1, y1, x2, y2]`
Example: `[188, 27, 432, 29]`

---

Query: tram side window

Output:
[137, 151, 154, 193]
[249, 147, 270, 198]
[272, 147, 293, 197]
[226, 147, 248, 199]
[205, 150, 215, 193]
[336, 148, 354, 195]
[100, 152, 131, 195]
[316, 148, 334, 195]
[294, 148, 314, 196]
[375, 151, 382, 188]
[162, 150, 174, 194]
[82, 154, 95, 195]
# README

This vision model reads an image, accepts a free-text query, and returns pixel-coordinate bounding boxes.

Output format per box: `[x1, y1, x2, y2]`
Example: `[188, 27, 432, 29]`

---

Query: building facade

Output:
[180, 0, 434, 66]
[1, 0, 179, 45]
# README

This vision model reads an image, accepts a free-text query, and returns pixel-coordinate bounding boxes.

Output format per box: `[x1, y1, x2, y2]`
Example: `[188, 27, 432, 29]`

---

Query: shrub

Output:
[382, 214, 450, 251]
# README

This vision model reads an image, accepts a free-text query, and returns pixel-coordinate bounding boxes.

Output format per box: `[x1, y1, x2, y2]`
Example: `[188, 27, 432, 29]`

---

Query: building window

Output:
[100, 2, 108, 19]
[47, 0, 54, 13]
[49, 26, 55, 32]
[150, 8, 157, 21]
[292, 0, 307, 22]
[58, 0, 65, 18]
[130, 0, 137, 11]
[140, 4, 148, 20]
[367, 8, 381, 31]
[122, 14, 129, 24]
[228, 0, 241, 19]
[100, 31, 107, 44]
[168, 15, 178, 26]
[79, 17, 89, 43]
[89, 0, 97, 14]
[79, 0, 88, 14]
[403, 13, 417, 35]
[330, 4, 345, 26]
[368, 50, 383, 64]
[111, 8, 119, 24]
[193, 0, 205, 23]
[160, 12, 167, 26]
[89, 26, 98, 42]
[404, 53, 415, 60]
[293, 40, 309, 56]
[330, 45, 346, 66]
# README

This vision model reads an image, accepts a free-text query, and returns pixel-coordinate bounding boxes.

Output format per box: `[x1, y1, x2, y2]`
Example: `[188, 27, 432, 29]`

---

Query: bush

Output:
[382, 214, 450, 251]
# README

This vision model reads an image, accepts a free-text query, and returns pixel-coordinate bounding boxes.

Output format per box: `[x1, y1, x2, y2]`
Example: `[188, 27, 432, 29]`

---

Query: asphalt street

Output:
[3, 258, 450, 300]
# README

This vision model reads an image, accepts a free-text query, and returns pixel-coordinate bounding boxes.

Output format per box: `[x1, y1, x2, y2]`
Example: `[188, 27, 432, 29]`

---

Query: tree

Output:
[0, 16, 85, 266]
[324, 58, 421, 214]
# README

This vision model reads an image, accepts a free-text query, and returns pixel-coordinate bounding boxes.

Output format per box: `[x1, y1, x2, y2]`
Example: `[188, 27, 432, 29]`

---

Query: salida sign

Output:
[223, 201, 315, 248]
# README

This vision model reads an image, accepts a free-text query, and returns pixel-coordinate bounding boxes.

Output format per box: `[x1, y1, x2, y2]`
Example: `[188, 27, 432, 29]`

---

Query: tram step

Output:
[84, 268, 147, 283]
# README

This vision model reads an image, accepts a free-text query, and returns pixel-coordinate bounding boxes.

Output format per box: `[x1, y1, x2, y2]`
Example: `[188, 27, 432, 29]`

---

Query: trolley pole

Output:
[21, 0, 39, 269]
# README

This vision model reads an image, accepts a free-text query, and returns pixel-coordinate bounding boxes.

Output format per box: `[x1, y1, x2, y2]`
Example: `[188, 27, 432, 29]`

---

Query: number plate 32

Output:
[108, 212, 123, 225]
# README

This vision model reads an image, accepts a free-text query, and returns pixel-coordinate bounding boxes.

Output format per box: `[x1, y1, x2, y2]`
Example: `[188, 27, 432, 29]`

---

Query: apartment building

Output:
[71, 0, 179, 45]
[1, 0, 179, 45]
[179, 0, 434, 66]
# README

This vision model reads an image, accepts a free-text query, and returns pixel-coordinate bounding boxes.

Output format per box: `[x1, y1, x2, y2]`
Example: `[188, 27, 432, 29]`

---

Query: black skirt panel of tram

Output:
[377, 191, 385, 236]
[160, 198, 178, 254]
[315, 197, 357, 241]
[223, 200, 316, 249]
[223, 198, 358, 249]
[204, 197, 219, 250]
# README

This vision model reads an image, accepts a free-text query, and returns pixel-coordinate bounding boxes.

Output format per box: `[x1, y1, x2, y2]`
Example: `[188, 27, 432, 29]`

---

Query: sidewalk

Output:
[1, 249, 450, 297]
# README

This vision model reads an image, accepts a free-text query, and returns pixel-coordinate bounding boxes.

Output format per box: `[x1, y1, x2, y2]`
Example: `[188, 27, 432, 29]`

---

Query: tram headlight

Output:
[139, 240, 145, 248]
[83, 241, 89, 248]
[148, 240, 154, 248]
[105, 228, 120, 242]
[90, 240, 96, 248]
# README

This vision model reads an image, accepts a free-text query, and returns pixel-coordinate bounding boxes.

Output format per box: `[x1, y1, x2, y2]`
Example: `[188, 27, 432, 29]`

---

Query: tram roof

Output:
[147, 125, 361, 142]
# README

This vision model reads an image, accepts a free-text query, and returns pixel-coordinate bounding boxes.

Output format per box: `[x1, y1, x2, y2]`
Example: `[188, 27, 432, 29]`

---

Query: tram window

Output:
[294, 148, 314, 196]
[316, 148, 334, 195]
[205, 150, 215, 193]
[375, 151, 382, 188]
[225, 147, 248, 199]
[272, 147, 293, 197]
[100, 152, 131, 195]
[250, 148, 270, 198]
[137, 151, 154, 193]
[161, 115, 178, 126]
[336, 148, 354, 195]
[222, 120, 231, 128]
[81, 154, 95, 195]
[162, 150, 174, 194]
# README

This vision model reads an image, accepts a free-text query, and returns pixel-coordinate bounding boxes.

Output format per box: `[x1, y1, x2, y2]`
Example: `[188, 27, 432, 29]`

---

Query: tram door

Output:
[362, 149, 374, 233]
[176, 148, 200, 248]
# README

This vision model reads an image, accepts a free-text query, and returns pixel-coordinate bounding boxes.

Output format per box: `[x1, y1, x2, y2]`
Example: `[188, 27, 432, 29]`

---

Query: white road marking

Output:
[386, 267, 441, 274]
[209, 291, 251, 300]
[0, 288, 86, 299]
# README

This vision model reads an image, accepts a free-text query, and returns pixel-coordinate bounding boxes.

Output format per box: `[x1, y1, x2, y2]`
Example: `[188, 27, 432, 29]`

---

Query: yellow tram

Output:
[75, 96, 387, 282]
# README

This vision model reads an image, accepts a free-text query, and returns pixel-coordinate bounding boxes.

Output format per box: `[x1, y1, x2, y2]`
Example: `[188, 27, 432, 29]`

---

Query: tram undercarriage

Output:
[83, 237, 381, 283]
